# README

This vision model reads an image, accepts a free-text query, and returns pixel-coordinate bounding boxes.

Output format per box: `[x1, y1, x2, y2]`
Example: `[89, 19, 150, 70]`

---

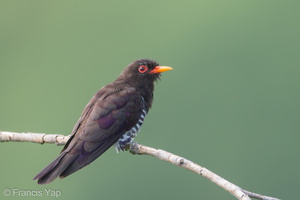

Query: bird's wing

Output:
[34, 86, 143, 184]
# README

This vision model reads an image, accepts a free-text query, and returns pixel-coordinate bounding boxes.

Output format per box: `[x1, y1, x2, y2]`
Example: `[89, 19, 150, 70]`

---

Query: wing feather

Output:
[34, 86, 143, 184]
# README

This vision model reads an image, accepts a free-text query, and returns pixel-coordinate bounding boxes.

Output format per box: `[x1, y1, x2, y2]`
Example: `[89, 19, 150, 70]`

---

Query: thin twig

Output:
[0, 131, 281, 200]
[242, 189, 281, 200]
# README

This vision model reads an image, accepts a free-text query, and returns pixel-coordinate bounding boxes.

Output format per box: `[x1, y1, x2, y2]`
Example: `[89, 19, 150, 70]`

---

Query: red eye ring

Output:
[138, 65, 148, 73]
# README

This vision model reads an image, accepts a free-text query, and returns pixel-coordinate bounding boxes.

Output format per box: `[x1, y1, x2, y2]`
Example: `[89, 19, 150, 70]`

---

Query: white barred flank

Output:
[115, 98, 147, 152]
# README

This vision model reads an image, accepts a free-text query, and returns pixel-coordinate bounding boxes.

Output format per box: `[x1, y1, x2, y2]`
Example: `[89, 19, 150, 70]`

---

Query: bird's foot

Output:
[129, 142, 141, 155]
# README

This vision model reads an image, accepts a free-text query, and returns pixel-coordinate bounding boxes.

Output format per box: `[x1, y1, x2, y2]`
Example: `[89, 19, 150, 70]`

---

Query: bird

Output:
[33, 58, 173, 184]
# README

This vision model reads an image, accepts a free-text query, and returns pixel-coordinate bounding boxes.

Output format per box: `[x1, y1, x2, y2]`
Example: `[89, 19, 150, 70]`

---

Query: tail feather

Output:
[33, 133, 121, 184]
[33, 139, 118, 184]
[33, 151, 78, 185]
[33, 152, 65, 180]
[60, 139, 118, 178]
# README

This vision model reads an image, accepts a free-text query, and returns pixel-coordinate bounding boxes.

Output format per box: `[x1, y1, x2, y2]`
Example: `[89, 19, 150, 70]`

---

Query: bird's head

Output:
[118, 58, 173, 85]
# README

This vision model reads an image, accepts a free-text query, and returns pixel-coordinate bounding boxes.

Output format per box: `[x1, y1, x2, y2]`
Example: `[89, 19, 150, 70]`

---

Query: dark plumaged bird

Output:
[33, 59, 173, 184]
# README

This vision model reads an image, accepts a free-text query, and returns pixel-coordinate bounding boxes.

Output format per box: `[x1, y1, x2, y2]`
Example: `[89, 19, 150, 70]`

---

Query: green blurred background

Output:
[0, 0, 299, 199]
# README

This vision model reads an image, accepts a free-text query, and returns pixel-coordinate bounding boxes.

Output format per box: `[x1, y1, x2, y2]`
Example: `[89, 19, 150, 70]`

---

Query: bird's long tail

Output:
[33, 136, 120, 184]
[33, 151, 78, 184]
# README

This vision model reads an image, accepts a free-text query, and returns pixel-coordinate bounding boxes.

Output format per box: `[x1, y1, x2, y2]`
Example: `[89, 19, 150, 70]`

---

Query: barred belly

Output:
[116, 108, 147, 152]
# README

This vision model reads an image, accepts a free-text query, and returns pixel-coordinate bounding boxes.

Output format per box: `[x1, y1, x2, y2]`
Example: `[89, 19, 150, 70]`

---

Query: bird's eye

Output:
[138, 65, 148, 73]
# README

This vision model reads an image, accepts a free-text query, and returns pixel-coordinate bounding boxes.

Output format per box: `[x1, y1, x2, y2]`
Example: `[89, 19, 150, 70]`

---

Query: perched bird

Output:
[33, 59, 173, 184]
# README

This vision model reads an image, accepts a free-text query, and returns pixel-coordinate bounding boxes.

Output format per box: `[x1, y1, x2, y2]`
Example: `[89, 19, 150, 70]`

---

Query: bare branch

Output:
[129, 142, 281, 200]
[0, 131, 70, 145]
[0, 131, 281, 200]
[242, 189, 281, 200]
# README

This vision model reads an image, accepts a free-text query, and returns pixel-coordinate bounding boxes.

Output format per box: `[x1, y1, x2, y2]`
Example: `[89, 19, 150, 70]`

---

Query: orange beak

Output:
[149, 66, 173, 74]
